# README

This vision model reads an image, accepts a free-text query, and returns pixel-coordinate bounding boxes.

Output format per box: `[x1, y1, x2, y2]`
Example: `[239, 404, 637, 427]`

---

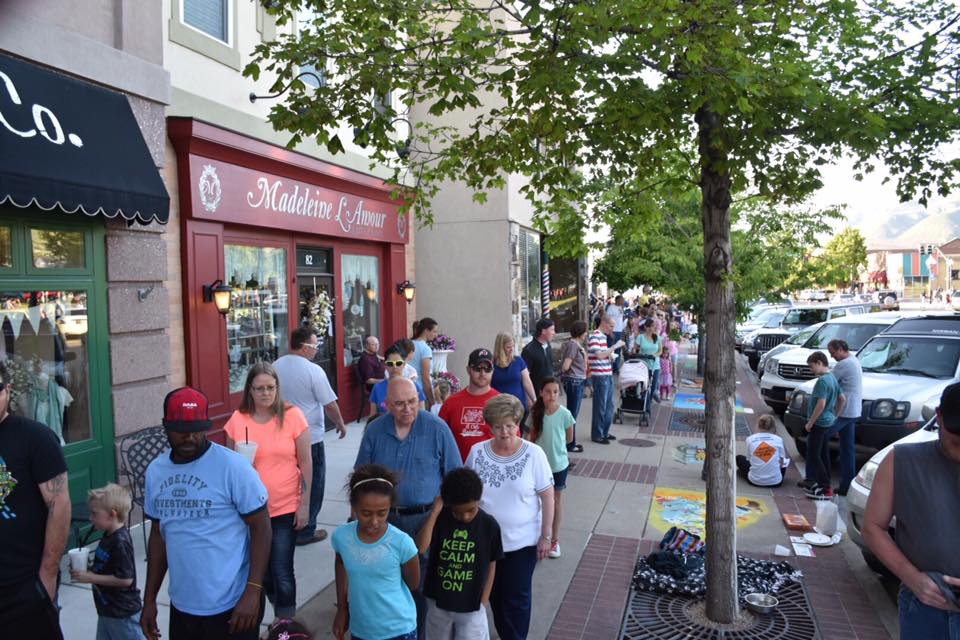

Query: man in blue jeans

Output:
[864, 382, 960, 638]
[826, 339, 861, 496]
[273, 327, 348, 546]
[587, 315, 625, 444]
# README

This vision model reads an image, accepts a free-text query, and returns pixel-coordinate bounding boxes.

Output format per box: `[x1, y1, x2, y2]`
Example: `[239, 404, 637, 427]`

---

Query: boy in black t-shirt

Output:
[417, 467, 504, 640]
[70, 483, 145, 640]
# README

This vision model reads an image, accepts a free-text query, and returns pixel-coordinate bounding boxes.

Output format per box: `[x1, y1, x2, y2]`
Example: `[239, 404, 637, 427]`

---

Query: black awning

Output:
[0, 53, 169, 225]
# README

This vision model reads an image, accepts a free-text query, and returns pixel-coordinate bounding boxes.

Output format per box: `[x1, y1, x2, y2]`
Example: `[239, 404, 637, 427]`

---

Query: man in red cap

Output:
[140, 387, 272, 640]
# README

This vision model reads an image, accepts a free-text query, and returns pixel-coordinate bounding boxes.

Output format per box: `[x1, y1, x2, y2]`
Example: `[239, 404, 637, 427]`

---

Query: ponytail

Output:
[413, 317, 438, 339]
[529, 395, 546, 443]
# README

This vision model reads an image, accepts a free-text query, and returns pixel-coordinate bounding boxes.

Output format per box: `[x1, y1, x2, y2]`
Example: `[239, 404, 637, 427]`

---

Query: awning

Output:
[0, 53, 169, 224]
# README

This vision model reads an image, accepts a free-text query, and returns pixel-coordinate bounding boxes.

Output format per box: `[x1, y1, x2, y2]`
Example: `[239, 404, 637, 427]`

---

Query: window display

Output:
[519, 228, 542, 337]
[341, 254, 380, 366]
[0, 290, 91, 444]
[224, 245, 289, 392]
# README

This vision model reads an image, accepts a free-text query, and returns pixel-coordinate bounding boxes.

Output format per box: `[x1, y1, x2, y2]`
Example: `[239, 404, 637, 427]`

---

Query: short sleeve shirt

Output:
[561, 340, 587, 379]
[466, 440, 553, 552]
[537, 407, 574, 473]
[832, 356, 863, 419]
[424, 508, 504, 612]
[605, 304, 625, 332]
[0, 414, 68, 585]
[809, 372, 841, 427]
[587, 330, 613, 376]
[91, 526, 141, 618]
[438, 388, 500, 462]
[331, 522, 418, 639]
[144, 443, 268, 615]
[272, 354, 337, 444]
[224, 408, 308, 517]
[744, 433, 786, 487]
[491, 357, 529, 408]
[370, 379, 426, 414]
[411, 340, 433, 378]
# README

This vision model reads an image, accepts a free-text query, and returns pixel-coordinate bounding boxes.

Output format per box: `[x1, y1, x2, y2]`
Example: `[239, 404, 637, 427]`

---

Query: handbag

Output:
[660, 526, 706, 554]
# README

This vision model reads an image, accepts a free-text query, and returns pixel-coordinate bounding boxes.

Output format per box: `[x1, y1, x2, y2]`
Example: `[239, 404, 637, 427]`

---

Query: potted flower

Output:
[430, 370, 462, 394]
[427, 333, 456, 374]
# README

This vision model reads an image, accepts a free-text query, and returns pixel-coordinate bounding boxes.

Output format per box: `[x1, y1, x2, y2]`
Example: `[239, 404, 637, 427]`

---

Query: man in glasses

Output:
[0, 366, 71, 639]
[273, 327, 347, 546]
[439, 348, 502, 462]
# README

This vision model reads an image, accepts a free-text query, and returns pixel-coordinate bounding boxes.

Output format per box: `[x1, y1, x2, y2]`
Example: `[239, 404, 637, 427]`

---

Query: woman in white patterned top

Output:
[465, 394, 554, 640]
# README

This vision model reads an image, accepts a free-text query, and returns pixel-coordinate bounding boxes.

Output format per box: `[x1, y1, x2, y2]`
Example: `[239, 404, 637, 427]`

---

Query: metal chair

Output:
[117, 426, 169, 559]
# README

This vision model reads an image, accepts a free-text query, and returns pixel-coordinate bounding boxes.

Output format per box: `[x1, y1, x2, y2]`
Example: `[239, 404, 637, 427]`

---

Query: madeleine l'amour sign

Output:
[187, 156, 408, 244]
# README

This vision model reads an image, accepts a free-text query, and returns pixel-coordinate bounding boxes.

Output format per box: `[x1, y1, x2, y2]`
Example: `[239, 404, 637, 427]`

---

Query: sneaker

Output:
[797, 479, 815, 489]
[591, 438, 610, 445]
[548, 542, 561, 559]
[805, 485, 834, 500]
[834, 486, 848, 497]
[605, 434, 617, 441]
[295, 529, 329, 546]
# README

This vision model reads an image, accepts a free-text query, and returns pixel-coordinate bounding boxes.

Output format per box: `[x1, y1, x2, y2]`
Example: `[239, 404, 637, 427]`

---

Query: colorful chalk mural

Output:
[648, 487, 769, 536]
[672, 444, 707, 465]
[673, 393, 751, 413]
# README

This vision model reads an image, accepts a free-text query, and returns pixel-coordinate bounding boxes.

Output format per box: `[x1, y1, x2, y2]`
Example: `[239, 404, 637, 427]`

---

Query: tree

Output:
[249, 0, 960, 622]
[816, 227, 869, 288]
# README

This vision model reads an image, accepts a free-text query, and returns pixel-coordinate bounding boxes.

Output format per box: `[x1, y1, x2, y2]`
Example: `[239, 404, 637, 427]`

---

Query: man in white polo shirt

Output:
[273, 326, 347, 545]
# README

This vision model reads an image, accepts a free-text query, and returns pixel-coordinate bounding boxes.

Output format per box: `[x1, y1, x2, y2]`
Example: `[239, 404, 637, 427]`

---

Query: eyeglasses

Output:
[251, 385, 277, 394]
[303, 342, 319, 350]
[385, 360, 405, 367]
[470, 365, 493, 373]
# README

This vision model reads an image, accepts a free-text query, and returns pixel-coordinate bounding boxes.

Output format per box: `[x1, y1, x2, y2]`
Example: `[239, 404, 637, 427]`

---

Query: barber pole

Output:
[541, 254, 550, 316]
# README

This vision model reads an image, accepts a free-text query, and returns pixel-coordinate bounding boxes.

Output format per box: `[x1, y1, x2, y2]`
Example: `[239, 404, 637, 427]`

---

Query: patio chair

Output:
[117, 426, 169, 559]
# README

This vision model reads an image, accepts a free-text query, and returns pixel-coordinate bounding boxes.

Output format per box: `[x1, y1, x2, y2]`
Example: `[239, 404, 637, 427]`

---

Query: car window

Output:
[857, 337, 960, 378]
[783, 308, 828, 325]
[887, 317, 960, 336]
[847, 306, 862, 315]
[762, 313, 784, 328]
[831, 308, 847, 319]
[787, 326, 818, 345]
[803, 322, 889, 351]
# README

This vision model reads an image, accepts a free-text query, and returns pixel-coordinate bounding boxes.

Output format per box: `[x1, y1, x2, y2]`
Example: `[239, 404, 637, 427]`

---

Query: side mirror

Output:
[920, 396, 939, 422]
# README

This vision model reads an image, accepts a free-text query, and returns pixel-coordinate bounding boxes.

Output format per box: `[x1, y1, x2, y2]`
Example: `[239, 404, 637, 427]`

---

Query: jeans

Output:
[899, 587, 960, 639]
[562, 377, 585, 450]
[97, 612, 145, 640]
[825, 417, 857, 493]
[590, 375, 614, 441]
[646, 369, 661, 413]
[389, 511, 431, 640]
[610, 332, 623, 374]
[265, 513, 297, 618]
[296, 442, 326, 543]
[490, 546, 538, 640]
[804, 424, 832, 487]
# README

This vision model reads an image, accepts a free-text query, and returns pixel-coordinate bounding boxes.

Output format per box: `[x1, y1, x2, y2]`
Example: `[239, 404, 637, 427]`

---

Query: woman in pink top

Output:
[225, 361, 311, 621]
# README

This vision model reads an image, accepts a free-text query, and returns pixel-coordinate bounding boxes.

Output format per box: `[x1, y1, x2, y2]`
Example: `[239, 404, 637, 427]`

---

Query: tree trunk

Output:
[696, 106, 739, 623]
[696, 321, 706, 376]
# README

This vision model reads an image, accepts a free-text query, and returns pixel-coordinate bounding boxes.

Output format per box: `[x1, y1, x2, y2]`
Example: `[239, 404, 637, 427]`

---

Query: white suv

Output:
[759, 313, 904, 413]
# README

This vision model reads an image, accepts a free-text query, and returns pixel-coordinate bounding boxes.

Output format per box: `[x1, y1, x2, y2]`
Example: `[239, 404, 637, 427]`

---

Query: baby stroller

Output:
[615, 358, 650, 426]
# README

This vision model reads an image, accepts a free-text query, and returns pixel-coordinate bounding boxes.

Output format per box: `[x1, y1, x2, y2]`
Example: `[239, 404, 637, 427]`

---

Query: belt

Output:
[391, 503, 433, 516]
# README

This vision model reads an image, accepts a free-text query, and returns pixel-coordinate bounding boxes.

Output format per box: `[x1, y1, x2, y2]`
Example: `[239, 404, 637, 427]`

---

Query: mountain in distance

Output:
[855, 198, 960, 250]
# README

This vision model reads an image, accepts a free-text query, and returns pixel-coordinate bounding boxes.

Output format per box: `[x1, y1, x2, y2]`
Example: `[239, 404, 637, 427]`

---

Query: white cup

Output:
[235, 441, 258, 465]
[69, 547, 91, 573]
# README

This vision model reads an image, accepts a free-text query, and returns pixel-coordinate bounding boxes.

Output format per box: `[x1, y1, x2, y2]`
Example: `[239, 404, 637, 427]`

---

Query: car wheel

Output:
[793, 436, 807, 458]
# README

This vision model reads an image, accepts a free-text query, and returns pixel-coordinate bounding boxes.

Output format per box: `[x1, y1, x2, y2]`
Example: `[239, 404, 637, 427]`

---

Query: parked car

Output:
[759, 313, 904, 414]
[736, 307, 787, 352]
[742, 302, 875, 371]
[756, 322, 824, 380]
[783, 313, 960, 458]
[875, 289, 900, 311]
[58, 307, 88, 337]
[952, 290, 960, 311]
[845, 399, 939, 573]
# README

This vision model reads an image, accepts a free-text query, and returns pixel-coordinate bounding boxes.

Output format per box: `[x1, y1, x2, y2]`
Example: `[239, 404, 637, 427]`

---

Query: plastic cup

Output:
[235, 441, 258, 465]
[69, 547, 90, 573]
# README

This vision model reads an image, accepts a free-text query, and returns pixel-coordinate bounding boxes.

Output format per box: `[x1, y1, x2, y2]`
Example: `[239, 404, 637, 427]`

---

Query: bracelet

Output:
[540, 535, 552, 541]
[247, 581, 262, 589]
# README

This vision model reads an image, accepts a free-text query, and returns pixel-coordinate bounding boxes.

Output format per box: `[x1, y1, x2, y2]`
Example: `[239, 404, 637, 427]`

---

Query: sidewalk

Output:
[59, 349, 900, 639]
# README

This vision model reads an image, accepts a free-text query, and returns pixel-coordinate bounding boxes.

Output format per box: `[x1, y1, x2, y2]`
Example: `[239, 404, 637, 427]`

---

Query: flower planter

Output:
[431, 349, 453, 374]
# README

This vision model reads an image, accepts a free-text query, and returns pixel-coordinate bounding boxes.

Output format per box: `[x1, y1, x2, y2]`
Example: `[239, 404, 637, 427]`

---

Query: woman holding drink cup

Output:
[224, 362, 311, 622]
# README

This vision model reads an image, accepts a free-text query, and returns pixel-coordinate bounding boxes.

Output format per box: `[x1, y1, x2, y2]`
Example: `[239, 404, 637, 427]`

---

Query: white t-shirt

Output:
[273, 354, 338, 444]
[744, 432, 786, 486]
[466, 440, 553, 552]
[605, 304, 625, 332]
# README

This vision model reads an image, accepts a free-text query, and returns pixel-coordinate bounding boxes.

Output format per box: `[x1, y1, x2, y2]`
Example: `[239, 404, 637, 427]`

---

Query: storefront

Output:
[168, 118, 410, 429]
[0, 53, 170, 498]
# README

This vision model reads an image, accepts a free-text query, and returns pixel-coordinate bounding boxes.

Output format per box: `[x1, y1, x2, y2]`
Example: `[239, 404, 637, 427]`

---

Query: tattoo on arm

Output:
[41, 472, 67, 507]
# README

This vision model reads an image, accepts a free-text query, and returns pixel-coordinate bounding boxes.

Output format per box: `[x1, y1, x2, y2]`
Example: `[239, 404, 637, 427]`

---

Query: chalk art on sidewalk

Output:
[648, 487, 769, 536]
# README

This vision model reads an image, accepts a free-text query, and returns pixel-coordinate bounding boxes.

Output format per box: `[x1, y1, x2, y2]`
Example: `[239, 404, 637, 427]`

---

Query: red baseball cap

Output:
[162, 387, 212, 432]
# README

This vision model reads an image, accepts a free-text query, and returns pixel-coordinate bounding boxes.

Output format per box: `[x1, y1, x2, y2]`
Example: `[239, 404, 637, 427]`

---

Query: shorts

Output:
[553, 467, 569, 491]
[426, 599, 489, 640]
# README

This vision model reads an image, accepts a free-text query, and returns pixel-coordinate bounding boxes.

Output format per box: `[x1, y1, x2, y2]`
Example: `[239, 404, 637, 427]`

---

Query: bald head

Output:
[387, 377, 419, 428]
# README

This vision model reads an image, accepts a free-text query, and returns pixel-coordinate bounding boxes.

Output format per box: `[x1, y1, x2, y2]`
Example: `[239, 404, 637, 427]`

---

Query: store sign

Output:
[187, 157, 408, 244]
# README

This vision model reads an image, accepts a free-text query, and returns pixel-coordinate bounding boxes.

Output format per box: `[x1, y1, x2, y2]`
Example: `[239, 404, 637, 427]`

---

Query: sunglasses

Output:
[471, 365, 493, 373]
[385, 360, 406, 367]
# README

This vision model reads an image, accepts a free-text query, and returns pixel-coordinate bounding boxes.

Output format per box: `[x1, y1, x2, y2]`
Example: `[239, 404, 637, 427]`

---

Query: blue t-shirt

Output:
[809, 372, 841, 427]
[331, 522, 418, 640]
[492, 356, 529, 409]
[411, 339, 433, 379]
[144, 443, 268, 616]
[370, 379, 427, 413]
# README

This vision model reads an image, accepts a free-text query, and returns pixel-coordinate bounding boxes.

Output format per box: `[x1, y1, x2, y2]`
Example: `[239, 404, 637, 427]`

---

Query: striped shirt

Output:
[587, 330, 613, 376]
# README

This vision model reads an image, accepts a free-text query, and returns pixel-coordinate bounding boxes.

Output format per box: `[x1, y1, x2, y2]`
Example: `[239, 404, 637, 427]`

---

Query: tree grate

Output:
[669, 409, 751, 438]
[619, 438, 657, 447]
[620, 583, 820, 640]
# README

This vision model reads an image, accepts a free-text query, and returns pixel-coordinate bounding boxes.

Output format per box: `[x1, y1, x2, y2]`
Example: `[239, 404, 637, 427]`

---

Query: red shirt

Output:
[438, 388, 501, 462]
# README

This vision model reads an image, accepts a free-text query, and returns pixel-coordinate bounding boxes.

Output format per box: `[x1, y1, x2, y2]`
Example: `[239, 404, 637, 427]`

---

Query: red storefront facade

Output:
[169, 118, 410, 432]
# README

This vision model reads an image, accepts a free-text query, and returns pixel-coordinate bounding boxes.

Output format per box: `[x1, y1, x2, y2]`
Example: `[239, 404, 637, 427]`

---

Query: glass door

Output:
[297, 274, 337, 393]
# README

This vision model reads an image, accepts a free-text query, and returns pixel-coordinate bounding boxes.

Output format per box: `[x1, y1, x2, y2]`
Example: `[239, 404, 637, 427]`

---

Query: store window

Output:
[0, 227, 12, 268]
[1, 290, 92, 445]
[519, 228, 542, 337]
[224, 245, 289, 393]
[31, 229, 85, 269]
[298, 7, 326, 87]
[341, 254, 380, 366]
[549, 256, 580, 333]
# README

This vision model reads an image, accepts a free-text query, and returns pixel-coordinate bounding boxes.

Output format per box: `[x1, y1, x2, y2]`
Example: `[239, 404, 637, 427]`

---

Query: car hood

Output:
[866, 426, 938, 466]
[794, 372, 951, 401]
[775, 348, 831, 366]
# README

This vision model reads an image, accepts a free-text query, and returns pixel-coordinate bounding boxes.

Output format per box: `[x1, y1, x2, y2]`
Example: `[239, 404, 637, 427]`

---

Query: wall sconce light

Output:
[203, 279, 234, 315]
[365, 281, 377, 301]
[396, 280, 416, 303]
